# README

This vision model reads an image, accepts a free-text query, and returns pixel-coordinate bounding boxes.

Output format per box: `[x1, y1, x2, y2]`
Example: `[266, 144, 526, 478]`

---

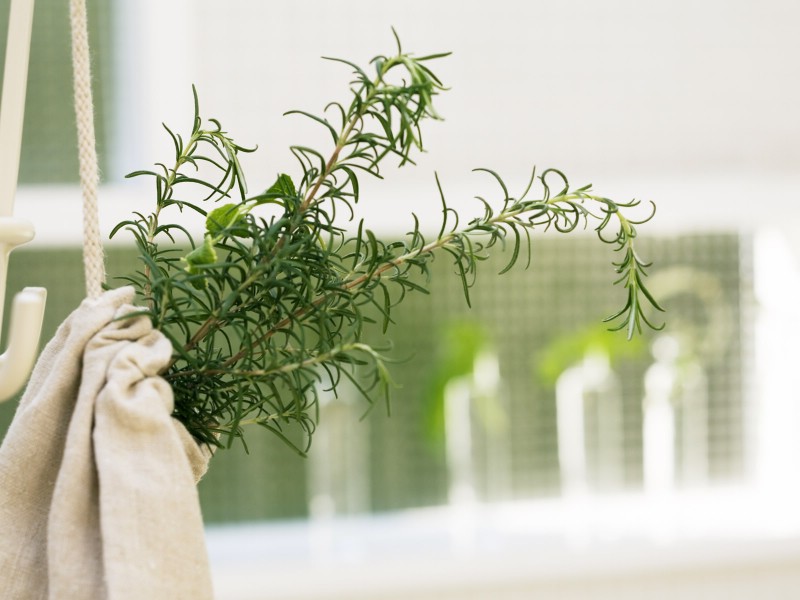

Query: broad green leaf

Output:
[206, 204, 243, 236]
[265, 173, 296, 198]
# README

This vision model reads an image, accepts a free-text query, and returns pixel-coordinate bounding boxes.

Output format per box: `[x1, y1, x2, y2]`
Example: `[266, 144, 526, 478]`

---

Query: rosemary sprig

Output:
[112, 34, 662, 454]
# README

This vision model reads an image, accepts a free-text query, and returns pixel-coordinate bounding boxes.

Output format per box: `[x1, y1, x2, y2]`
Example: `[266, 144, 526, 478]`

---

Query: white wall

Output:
[99, 0, 800, 241]
[20, 1, 798, 241]
[121, 0, 800, 177]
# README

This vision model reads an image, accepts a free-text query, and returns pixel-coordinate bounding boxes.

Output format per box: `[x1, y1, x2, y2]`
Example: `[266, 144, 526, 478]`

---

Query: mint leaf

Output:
[266, 173, 296, 198]
[206, 204, 243, 237]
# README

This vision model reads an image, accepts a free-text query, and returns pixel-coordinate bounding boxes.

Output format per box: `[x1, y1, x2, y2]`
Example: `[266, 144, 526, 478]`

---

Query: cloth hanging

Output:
[0, 287, 213, 599]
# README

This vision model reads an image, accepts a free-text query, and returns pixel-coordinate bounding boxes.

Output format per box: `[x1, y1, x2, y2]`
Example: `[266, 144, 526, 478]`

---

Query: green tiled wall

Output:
[0, 233, 750, 523]
[0, 0, 112, 183]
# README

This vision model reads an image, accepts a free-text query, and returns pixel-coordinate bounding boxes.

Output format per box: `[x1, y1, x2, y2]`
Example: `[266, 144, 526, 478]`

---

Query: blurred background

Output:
[2, 0, 800, 598]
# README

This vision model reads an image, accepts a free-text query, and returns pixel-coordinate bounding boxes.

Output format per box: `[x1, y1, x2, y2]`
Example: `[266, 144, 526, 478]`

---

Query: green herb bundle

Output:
[111, 33, 663, 454]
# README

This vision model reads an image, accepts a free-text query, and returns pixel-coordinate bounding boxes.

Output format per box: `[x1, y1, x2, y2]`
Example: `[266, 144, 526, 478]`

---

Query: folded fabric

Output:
[0, 287, 213, 599]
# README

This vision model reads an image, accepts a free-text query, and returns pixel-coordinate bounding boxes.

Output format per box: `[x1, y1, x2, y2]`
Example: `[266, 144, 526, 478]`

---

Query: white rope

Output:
[69, 0, 105, 299]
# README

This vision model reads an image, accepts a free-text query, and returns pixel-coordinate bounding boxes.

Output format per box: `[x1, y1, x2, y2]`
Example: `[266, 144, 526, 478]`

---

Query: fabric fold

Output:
[0, 287, 213, 599]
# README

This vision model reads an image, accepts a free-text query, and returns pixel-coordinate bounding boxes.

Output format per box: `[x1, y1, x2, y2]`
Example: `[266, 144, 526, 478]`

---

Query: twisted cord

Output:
[70, 0, 105, 298]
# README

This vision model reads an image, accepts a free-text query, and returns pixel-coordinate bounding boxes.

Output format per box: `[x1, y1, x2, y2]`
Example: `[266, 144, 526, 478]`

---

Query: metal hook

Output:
[0, 0, 46, 402]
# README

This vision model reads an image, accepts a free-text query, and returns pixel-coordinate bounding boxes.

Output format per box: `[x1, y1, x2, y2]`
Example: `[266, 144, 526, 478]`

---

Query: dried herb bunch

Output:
[112, 34, 663, 453]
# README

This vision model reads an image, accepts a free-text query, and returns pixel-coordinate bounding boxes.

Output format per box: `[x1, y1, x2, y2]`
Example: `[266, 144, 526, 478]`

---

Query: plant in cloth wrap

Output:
[112, 33, 664, 455]
[0, 288, 213, 599]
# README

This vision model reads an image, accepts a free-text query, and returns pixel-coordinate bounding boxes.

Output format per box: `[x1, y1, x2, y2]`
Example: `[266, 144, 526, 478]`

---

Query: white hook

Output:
[0, 217, 46, 401]
[0, 286, 46, 401]
[0, 0, 46, 402]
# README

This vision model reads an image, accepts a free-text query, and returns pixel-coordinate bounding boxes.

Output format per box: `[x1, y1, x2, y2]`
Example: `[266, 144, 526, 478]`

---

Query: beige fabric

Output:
[0, 287, 213, 599]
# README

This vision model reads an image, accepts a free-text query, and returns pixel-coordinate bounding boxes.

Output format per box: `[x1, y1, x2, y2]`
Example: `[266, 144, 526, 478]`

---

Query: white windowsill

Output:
[10, 172, 800, 249]
[206, 485, 800, 600]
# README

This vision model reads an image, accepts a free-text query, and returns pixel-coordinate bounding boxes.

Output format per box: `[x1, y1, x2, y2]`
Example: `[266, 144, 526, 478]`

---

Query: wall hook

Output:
[0, 0, 46, 402]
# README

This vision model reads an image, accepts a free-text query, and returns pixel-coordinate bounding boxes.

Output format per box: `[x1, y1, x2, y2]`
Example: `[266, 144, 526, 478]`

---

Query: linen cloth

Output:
[0, 287, 213, 599]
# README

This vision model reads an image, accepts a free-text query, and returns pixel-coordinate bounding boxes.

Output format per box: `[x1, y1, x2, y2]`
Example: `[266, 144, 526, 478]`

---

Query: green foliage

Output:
[421, 320, 508, 445]
[535, 323, 648, 388]
[111, 33, 663, 454]
[422, 321, 491, 443]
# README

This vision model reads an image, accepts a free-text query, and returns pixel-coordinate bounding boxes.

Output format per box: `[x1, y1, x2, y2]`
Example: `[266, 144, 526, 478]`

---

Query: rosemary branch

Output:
[112, 34, 663, 453]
